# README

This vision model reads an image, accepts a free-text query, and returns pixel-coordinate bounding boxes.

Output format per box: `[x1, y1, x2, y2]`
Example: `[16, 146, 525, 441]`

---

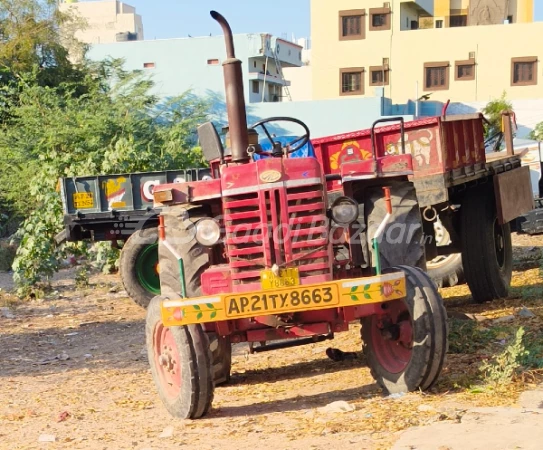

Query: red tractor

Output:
[145, 11, 448, 419]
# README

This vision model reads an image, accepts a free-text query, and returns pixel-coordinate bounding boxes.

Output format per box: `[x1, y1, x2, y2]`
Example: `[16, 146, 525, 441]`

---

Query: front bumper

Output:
[160, 271, 406, 327]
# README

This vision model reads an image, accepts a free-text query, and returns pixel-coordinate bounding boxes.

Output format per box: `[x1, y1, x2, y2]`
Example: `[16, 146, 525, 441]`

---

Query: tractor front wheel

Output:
[159, 210, 232, 386]
[362, 265, 448, 394]
[208, 332, 232, 386]
[146, 295, 214, 419]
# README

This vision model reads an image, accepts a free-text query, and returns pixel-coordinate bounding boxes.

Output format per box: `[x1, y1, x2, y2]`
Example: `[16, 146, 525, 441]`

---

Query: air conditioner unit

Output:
[384, 2, 391, 8]
[383, 57, 390, 65]
[469, 51, 476, 60]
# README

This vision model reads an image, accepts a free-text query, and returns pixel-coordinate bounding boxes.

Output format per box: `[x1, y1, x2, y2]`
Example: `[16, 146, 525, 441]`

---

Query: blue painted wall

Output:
[88, 34, 263, 102]
[88, 37, 415, 140]
[239, 97, 413, 139]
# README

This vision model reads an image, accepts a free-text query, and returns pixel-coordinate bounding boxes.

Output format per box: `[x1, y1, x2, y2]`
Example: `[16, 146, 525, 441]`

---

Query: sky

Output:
[126, 0, 311, 41]
[126, 1, 543, 42]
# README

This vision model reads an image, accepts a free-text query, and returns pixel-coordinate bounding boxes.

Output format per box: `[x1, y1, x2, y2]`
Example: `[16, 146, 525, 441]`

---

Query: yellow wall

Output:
[311, 0, 540, 103]
[434, 0, 450, 16]
[517, 0, 534, 22]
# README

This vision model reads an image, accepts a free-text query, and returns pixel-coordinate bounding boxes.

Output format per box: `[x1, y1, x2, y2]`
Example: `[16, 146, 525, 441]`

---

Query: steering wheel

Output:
[248, 116, 310, 157]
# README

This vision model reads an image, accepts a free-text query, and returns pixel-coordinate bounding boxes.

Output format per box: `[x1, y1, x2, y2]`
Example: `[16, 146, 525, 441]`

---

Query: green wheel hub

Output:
[135, 243, 161, 295]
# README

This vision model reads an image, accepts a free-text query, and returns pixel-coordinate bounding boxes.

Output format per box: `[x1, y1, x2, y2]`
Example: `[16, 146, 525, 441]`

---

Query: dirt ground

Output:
[0, 233, 542, 450]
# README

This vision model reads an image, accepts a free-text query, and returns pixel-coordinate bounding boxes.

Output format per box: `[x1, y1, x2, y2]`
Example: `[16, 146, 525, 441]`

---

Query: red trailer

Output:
[311, 113, 534, 300]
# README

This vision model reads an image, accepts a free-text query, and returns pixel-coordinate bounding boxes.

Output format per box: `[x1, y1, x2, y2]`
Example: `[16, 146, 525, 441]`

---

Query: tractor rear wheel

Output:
[460, 186, 513, 303]
[365, 181, 426, 271]
[159, 211, 231, 386]
[361, 265, 448, 394]
[119, 227, 160, 309]
[145, 295, 214, 419]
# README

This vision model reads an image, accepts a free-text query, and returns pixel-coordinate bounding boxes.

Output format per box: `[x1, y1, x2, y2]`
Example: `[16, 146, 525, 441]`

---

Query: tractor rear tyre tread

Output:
[365, 181, 426, 271]
[119, 227, 159, 309]
[460, 186, 513, 303]
[158, 213, 209, 301]
[362, 265, 448, 394]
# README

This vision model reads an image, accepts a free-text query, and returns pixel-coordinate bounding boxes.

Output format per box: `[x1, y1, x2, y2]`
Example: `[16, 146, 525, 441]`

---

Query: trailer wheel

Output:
[146, 295, 214, 419]
[362, 265, 448, 394]
[159, 211, 231, 386]
[427, 218, 464, 288]
[119, 227, 160, 309]
[365, 181, 426, 270]
[460, 186, 513, 303]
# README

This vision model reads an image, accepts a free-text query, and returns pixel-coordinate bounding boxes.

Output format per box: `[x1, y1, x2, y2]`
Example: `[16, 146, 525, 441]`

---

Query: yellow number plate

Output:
[260, 267, 300, 290]
[73, 192, 94, 209]
[225, 284, 339, 318]
[160, 272, 407, 327]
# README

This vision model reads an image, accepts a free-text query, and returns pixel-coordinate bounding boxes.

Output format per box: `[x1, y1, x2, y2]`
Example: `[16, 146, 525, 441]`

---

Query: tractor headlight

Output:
[331, 197, 358, 225]
[195, 218, 221, 247]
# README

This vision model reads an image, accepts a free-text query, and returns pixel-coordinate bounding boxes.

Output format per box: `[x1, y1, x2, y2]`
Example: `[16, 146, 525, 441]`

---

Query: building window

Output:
[455, 59, 476, 81]
[369, 65, 390, 86]
[340, 68, 364, 95]
[423, 62, 450, 91]
[252, 80, 260, 94]
[450, 15, 467, 27]
[207, 59, 219, 65]
[343, 16, 362, 36]
[339, 9, 366, 41]
[143, 62, 155, 69]
[435, 19, 443, 28]
[511, 57, 538, 86]
[369, 7, 391, 31]
[373, 14, 386, 27]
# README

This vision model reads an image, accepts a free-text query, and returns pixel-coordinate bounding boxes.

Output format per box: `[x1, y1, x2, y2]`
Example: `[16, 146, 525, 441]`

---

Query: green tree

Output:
[0, 0, 84, 86]
[482, 91, 514, 140]
[0, 0, 87, 231]
[529, 122, 543, 141]
[0, 59, 209, 291]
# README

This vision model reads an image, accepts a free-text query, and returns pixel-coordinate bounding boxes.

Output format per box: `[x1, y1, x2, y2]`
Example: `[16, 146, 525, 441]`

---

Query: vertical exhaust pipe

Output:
[210, 11, 249, 163]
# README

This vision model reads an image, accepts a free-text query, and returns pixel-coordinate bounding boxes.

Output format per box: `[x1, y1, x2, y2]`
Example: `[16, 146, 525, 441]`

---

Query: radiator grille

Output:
[223, 181, 332, 289]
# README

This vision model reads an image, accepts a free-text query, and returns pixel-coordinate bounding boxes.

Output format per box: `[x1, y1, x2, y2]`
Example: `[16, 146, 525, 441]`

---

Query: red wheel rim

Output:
[153, 324, 181, 398]
[370, 299, 413, 374]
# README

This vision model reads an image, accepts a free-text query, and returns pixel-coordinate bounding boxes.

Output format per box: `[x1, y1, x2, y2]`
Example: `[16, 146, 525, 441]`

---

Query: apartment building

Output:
[59, 0, 144, 44]
[311, 0, 542, 102]
[88, 33, 303, 103]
